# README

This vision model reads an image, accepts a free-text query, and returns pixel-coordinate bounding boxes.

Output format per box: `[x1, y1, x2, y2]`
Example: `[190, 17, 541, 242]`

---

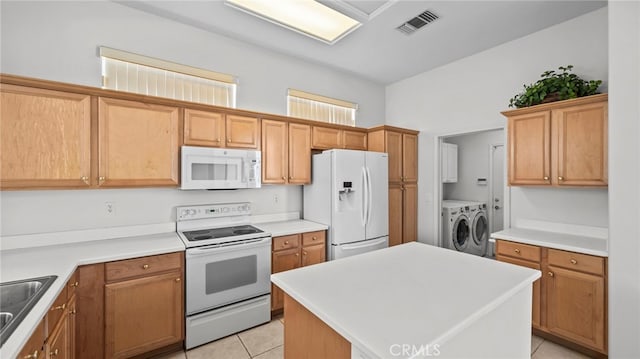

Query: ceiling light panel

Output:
[225, 0, 361, 45]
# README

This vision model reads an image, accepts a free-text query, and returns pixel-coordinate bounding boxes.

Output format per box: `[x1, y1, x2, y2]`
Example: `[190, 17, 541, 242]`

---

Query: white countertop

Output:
[490, 228, 608, 257]
[254, 219, 327, 237]
[0, 232, 185, 359]
[271, 242, 540, 359]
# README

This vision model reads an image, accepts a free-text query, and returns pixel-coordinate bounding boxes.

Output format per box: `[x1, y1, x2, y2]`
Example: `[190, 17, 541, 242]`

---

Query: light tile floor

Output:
[159, 320, 589, 359]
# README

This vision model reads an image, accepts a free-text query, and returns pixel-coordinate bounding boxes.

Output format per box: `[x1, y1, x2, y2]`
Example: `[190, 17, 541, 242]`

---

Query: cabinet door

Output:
[271, 248, 301, 311]
[343, 130, 367, 150]
[507, 112, 551, 185]
[496, 255, 541, 328]
[386, 131, 403, 183]
[76, 264, 105, 359]
[554, 102, 607, 186]
[388, 183, 403, 247]
[402, 183, 418, 243]
[301, 244, 325, 267]
[105, 270, 183, 359]
[1, 85, 91, 189]
[402, 133, 418, 182]
[183, 109, 225, 147]
[17, 319, 45, 359]
[288, 123, 311, 184]
[311, 126, 342, 149]
[98, 98, 180, 187]
[546, 266, 605, 352]
[226, 115, 259, 149]
[261, 119, 288, 184]
[47, 312, 70, 359]
[67, 296, 77, 359]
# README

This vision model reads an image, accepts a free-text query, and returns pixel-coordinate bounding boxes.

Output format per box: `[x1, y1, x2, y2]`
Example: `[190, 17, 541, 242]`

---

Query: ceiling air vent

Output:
[396, 10, 439, 35]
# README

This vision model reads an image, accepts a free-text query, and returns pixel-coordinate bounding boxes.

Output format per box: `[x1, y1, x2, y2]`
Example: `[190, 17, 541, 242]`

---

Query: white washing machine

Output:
[443, 200, 489, 257]
[441, 200, 472, 254]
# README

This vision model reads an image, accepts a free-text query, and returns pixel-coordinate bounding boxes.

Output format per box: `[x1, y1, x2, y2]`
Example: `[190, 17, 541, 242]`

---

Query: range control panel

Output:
[177, 202, 251, 221]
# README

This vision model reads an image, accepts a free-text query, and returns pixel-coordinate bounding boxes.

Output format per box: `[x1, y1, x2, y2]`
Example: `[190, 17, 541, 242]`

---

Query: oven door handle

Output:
[186, 237, 271, 257]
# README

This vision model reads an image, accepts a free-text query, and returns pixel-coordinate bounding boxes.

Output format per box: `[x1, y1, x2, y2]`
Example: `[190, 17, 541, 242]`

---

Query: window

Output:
[100, 47, 236, 107]
[287, 89, 357, 126]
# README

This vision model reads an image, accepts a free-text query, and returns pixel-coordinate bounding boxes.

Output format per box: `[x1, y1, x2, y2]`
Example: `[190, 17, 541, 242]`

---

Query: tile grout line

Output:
[531, 337, 545, 357]
[236, 333, 254, 358]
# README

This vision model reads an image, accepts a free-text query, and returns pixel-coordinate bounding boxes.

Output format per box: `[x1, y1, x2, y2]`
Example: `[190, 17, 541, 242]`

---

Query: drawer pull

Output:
[558, 176, 564, 181]
[81, 176, 89, 185]
[69, 281, 79, 288]
[142, 264, 149, 269]
[312, 236, 317, 240]
[570, 259, 578, 265]
[303, 251, 307, 256]
[70, 308, 77, 315]
[548, 271, 554, 277]
[50, 349, 59, 357]
[543, 176, 549, 181]
[23, 350, 39, 359]
[283, 241, 289, 246]
[51, 303, 66, 311]
[514, 248, 521, 254]
[295, 253, 299, 257]
[175, 278, 181, 282]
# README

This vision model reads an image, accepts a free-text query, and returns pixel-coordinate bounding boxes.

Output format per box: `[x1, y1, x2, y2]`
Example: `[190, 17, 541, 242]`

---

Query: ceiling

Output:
[118, 1, 607, 85]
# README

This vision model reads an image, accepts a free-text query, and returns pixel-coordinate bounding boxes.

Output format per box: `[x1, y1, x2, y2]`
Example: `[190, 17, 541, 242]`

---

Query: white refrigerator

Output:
[303, 149, 389, 260]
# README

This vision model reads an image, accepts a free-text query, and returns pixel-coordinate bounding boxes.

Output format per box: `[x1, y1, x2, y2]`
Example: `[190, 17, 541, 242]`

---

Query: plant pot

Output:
[541, 92, 561, 104]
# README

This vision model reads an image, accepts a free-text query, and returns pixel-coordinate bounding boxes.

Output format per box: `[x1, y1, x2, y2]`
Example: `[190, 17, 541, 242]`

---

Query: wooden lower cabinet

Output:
[17, 319, 45, 359]
[402, 183, 418, 243]
[388, 184, 403, 247]
[271, 231, 326, 312]
[495, 240, 607, 354]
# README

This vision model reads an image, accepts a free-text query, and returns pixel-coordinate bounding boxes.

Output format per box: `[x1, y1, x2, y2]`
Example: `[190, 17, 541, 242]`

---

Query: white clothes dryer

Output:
[441, 201, 471, 253]
[443, 200, 489, 257]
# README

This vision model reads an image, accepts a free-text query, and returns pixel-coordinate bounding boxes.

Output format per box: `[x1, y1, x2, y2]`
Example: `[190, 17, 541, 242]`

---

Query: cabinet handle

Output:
[558, 176, 564, 181]
[81, 176, 89, 185]
[548, 272, 554, 277]
[23, 350, 39, 359]
[50, 303, 66, 311]
[295, 253, 299, 256]
[288, 176, 292, 180]
[70, 308, 77, 315]
[228, 138, 232, 142]
[49, 349, 59, 357]
[98, 176, 105, 185]
[283, 241, 289, 246]
[312, 236, 317, 240]
[175, 278, 181, 282]
[216, 138, 221, 142]
[303, 251, 307, 256]
[514, 248, 521, 254]
[282, 176, 286, 180]
[69, 281, 79, 288]
[570, 259, 578, 265]
[142, 264, 149, 269]
[543, 176, 549, 181]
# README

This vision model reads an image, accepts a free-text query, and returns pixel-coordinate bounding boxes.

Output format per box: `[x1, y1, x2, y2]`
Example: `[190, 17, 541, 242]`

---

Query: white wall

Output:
[0, 1, 386, 238]
[443, 129, 504, 203]
[608, 1, 640, 357]
[386, 8, 609, 245]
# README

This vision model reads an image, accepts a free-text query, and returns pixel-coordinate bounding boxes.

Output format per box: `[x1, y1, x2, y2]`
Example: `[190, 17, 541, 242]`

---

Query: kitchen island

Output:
[271, 242, 540, 359]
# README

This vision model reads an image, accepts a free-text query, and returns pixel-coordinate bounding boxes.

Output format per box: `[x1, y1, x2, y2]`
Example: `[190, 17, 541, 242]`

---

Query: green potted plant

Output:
[508, 65, 602, 108]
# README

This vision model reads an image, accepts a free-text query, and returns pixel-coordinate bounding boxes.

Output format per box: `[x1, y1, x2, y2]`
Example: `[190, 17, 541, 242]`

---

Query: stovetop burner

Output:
[183, 225, 264, 242]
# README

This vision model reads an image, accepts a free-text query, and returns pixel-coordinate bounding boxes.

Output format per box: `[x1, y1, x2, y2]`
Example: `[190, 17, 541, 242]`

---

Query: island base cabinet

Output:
[283, 294, 350, 359]
[105, 270, 184, 359]
[546, 266, 605, 352]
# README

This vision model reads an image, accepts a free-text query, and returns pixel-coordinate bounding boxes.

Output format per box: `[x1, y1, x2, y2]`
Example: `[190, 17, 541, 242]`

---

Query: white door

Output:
[331, 150, 366, 245]
[491, 144, 504, 232]
[365, 152, 389, 240]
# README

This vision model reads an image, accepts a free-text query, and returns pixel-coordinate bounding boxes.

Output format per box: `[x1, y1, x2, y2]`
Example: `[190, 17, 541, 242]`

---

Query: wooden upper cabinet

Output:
[226, 114, 259, 149]
[98, 97, 180, 187]
[503, 94, 607, 187]
[402, 133, 418, 182]
[386, 131, 403, 183]
[507, 112, 551, 185]
[183, 109, 225, 147]
[343, 130, 367, 150]
[261, 119, 288, 184]
[312, 126, 342, 149]
[1, 84, 91, 189]
[288, 123, 311, 184]
[554, 102, 607, 186]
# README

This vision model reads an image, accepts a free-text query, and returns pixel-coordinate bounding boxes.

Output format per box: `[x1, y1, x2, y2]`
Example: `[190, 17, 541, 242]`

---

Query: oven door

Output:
[185, 236, 271, 315]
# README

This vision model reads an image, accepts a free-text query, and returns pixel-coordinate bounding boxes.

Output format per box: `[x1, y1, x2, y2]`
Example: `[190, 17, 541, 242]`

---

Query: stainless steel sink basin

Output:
[0, 275, 57, 347]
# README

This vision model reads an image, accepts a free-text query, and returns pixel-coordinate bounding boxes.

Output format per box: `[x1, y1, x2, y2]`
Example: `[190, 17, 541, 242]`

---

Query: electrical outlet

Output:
[105, 202, 115, 215]
[273, 194, 279, 204]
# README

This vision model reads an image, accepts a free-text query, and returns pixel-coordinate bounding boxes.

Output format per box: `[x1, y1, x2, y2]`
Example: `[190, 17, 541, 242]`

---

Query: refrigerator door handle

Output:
[340, 237, 387, 251]
[361, 166, 368, 226]
[366, 167, 373, 225]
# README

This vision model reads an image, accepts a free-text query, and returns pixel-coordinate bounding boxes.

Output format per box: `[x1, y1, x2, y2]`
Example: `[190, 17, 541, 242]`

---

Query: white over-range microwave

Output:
[180, 146, 261, 190]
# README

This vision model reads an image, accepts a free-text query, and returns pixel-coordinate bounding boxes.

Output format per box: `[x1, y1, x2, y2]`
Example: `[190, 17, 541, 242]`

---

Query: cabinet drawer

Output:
[105, 252, 182, 282]
[67, 270, 79, 300]
[548, 249, 605, 276]
[496, 240, 541, 262]
[273, 234, 300, 251]
[302, 231, 325, 247]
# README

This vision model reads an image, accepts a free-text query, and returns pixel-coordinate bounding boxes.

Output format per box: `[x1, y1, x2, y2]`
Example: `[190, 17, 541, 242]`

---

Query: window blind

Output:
[287, 89, 357, 126]
[100, 47, 236, 107]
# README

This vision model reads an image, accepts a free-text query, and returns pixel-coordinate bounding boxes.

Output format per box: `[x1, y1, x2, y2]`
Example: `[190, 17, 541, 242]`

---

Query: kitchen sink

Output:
[0, 275, 57, 347]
